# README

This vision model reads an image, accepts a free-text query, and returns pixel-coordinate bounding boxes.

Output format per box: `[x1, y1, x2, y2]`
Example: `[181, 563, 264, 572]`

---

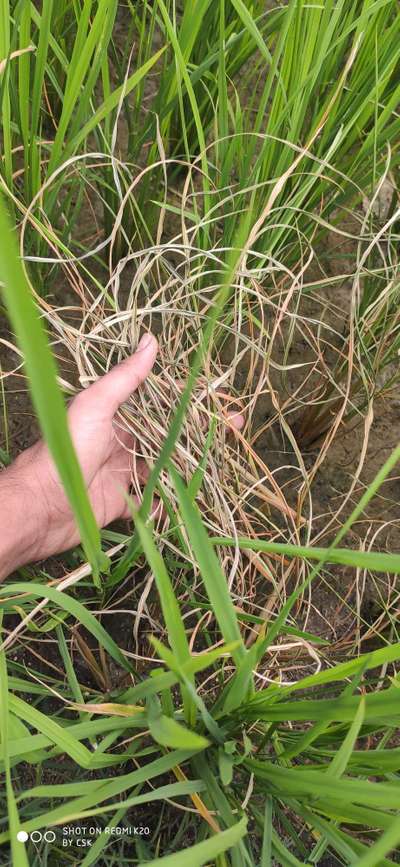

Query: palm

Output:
[25, 335, 158, 562]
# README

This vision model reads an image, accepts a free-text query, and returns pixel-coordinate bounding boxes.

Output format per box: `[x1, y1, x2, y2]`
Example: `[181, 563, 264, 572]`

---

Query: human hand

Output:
[0, 333, 158, 578]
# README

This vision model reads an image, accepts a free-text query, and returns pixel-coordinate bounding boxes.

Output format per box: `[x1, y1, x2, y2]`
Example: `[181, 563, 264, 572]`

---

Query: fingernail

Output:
[137, 332, 153, 351]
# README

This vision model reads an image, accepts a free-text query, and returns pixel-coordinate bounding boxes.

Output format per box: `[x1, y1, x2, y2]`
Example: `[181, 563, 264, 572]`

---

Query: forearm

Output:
[0, 462, 42, 581]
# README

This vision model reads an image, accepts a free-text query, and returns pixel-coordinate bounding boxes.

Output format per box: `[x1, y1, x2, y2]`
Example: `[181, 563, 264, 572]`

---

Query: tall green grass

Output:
[2, 0, 399, 418]
[1, 1, 400, 864]
[2, 1, 400, 271]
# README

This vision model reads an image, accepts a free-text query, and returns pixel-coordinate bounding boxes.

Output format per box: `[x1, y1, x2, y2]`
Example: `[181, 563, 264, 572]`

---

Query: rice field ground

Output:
[1, 2, 400, 864]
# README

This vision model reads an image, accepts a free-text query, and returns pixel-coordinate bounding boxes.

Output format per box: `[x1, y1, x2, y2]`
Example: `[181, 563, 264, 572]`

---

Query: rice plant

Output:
[1, 1, 400, 864]
[1, 452, 400, 864]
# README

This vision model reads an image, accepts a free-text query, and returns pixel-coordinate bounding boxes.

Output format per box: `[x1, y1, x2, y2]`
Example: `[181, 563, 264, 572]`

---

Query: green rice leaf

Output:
[139, 816, 247, 866]
[0, 198, 107, 580]
[64, 45, 166, 163]
[212, 536, 400, 575]
[147, 696, 209, 751]
[169, 465, 246, 667]
[9, 694, 93, 768]
[0, 627, 29, 866]
[0, 582, 129, 671]
[0, 749, 196, 843]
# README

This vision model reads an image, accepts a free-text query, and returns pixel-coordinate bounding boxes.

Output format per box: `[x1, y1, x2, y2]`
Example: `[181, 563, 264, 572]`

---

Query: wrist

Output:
[0, 458, 46, 580]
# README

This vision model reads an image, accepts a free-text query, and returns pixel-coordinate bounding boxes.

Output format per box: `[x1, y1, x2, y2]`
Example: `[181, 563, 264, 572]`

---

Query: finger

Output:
[112, 423, 134, 451]
[121, 492, 162, 522]
[79, 333, 158, 418]
[109, 435, 150, 488]
[226, 409, 245, 431]
[133, 457, 150, 485]
[112, 431, 150, 485]
[174, 381, 245, 433]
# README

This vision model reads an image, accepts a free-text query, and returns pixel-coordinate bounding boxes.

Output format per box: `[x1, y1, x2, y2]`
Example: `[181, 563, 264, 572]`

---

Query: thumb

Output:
[81, 333, 158, 418]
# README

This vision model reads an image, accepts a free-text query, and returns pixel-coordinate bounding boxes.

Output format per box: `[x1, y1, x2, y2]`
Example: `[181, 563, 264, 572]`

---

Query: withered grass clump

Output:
[17, 145, 400, 647]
